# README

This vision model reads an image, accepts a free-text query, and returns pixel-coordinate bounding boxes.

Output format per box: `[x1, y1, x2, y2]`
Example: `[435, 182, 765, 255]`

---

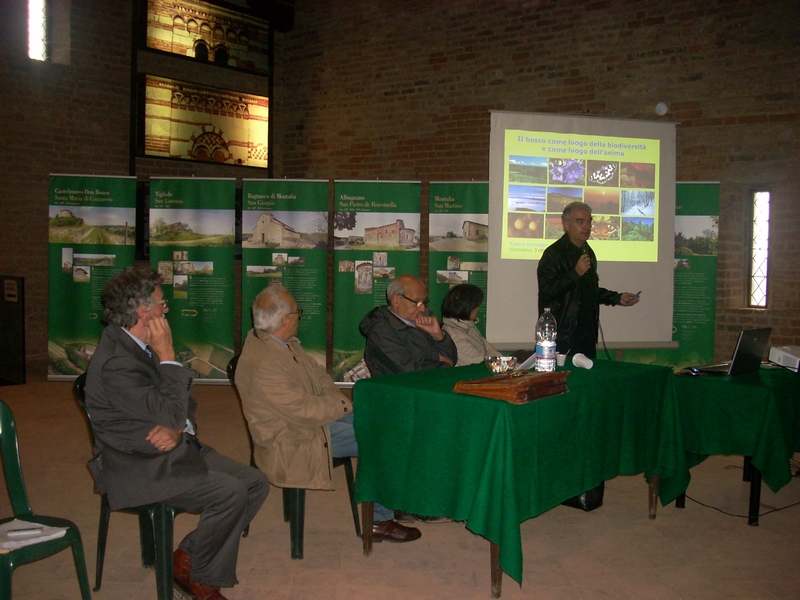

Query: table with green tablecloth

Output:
[353, 360, 690, 594]
[674, 367, 800, 523]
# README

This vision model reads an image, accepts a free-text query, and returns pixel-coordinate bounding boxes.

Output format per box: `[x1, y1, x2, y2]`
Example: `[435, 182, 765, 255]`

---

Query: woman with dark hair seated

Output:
[441, 283, 498, 366]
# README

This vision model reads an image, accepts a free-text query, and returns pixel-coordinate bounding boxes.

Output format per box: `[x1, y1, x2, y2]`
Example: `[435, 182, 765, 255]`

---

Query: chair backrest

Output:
[72, 372, 97, 448]
[226, 354, 239, 388]
[226, 354, 255, 462]
[0, 399, 34, 518]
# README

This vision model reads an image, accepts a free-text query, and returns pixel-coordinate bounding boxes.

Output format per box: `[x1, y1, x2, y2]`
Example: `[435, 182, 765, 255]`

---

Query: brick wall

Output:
[0, 0, 797, 369]
[272, 0, 800, 357]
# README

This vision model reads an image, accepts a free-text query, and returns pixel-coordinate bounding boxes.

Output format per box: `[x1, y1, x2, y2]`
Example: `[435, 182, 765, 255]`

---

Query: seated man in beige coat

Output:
[235, 284, 420, 543]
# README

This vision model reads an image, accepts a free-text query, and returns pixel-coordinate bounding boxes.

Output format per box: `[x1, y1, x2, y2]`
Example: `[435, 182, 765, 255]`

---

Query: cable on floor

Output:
[683, 462, 800, 519]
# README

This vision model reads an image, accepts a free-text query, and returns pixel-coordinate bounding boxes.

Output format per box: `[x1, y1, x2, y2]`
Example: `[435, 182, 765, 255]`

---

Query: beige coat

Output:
[442, 317, 499, 366]
[236, 330, 352, 490]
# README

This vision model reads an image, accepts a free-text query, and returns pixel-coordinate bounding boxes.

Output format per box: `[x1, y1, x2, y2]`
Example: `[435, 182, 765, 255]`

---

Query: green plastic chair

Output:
[0, 399, 92, 599]
[73, 372, 182, 600]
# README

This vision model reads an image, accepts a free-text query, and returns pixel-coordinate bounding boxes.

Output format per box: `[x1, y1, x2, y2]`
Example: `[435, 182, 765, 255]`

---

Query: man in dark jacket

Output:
[537, 202, 639, 358]
[85, 266, 268, 600]
[359, 274, 458, 377]
[359, 273, 458, 525]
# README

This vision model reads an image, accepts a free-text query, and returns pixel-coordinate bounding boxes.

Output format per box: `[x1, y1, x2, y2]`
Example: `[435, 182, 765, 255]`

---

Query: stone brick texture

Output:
[1, 0, 797, 368]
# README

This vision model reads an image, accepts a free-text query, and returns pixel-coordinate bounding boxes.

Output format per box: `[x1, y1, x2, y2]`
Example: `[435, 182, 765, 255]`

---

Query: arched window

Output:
[194, 41, 208, 62]
[213, 46, 229, 66]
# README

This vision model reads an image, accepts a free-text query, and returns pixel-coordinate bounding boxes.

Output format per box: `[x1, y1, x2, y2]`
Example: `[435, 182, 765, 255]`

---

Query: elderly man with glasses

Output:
[236, 284, 422, 543]
[359, 274, 458, 378]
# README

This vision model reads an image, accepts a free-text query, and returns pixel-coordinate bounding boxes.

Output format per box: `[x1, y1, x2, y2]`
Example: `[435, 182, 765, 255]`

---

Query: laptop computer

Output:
[689, 328, 772, 376]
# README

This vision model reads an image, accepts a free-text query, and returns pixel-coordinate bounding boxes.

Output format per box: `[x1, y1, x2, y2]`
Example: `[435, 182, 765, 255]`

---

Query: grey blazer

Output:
[84, 324, 208, 510]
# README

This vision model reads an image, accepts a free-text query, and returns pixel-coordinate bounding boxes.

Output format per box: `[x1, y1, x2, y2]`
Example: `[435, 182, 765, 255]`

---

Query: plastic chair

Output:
[0, 399, 92, 599]
[73, 372, 182, 600]
[227, 354, 361, 559]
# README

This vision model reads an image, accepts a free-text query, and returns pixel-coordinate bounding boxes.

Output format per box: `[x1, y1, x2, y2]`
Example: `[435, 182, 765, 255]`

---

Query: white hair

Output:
[252, 284, 290, 333]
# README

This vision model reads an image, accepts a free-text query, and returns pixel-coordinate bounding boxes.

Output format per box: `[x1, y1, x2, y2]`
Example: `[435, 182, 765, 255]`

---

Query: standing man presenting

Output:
[537, 202, 639, 358]
[359, 274, 458, 376]
[84, 266, 268, 600]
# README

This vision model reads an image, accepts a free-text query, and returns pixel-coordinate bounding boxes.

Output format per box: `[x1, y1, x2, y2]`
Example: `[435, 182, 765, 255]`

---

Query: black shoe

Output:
[394, 510, 451, 524]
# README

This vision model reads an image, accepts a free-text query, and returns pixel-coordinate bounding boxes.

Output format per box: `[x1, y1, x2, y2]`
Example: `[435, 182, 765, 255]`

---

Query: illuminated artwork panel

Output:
[144, 75, 268, 168]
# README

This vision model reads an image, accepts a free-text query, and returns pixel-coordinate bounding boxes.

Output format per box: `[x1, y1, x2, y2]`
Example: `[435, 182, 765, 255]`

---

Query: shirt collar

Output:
[269, 333, 289, 348]
[390, 309, 416, 327]
[122, 327, 147, 351]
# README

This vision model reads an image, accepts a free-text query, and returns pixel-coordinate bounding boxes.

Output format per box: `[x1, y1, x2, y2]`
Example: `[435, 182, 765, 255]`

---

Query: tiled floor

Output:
[2, 370, 799, 599]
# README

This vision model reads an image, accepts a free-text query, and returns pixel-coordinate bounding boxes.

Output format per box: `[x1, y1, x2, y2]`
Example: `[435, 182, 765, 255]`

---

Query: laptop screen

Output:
[726, 328, 772, 376]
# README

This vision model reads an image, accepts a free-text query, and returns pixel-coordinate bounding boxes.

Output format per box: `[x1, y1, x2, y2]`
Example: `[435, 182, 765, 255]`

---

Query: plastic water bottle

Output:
[534, 308, 557, 372]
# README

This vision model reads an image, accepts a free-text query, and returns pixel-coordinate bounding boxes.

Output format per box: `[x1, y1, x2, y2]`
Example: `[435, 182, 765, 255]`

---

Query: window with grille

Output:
[749, 191, 770, 307]
[28, 0, 47, 61]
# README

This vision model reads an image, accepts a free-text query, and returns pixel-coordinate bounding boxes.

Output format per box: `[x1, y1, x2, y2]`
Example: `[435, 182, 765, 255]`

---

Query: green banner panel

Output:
[428, 182, 490, 333]
[241, 179, 329, 364]
[622, 182, 719, 368]
[149, 178, 236, 381]
[48, 175, 137, 379]
[332, 181, 421, 381]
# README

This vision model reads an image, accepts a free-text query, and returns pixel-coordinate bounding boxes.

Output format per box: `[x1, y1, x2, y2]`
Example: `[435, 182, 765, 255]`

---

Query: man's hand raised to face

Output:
[415, 314, 445, 341]
[147, 315, 177, 362]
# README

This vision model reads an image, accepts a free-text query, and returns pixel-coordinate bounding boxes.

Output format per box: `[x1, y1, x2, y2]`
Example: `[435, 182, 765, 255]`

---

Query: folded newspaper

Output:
[0, 518, 67, 550]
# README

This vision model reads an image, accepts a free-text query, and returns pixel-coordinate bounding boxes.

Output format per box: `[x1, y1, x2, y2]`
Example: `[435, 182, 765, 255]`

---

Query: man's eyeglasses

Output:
[154, 299, 168, 307]
[289, 308, 304, 320]
[399, 294, 429, 308]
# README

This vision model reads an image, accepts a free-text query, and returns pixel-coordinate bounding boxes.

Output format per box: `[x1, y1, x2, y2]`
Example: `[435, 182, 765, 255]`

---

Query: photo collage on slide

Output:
[506, 155, 656, 243]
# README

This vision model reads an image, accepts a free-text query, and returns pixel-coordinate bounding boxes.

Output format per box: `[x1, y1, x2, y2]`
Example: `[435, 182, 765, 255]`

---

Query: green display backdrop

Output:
[331, 181, 421, 381]
[149, 178, 236, 381]
[428, 182, 490, 333]
[48, 175, 137, 379]
[622, 182, 719, 368]
[241, 179, 329, 365]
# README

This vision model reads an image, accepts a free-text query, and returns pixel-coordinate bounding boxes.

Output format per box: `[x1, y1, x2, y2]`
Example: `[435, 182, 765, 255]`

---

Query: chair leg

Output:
[0, 562, 12, 600]
[153, 505, 175, 600]
[94, 495, 112, 591]
[282, 487, 291, 522]
[242, 452, 257, 538]
[342, 458, 362, 537]
[69, 533, 93, 600]
[288, 488, 305, 560]
[139, 512, 156, 568]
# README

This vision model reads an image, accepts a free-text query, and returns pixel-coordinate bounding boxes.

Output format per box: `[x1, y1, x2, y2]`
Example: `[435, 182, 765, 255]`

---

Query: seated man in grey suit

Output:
[84, 266, 268, 600]
[236, 284, 421, 543]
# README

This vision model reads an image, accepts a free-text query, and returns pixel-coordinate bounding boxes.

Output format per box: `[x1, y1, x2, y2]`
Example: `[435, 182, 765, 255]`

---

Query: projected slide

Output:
[487, 111, 676, 348]
[502, 131, 659, 262]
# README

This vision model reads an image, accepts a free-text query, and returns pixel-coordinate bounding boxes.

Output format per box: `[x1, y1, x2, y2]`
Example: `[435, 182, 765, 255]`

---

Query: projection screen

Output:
[486, 111, 676, 350]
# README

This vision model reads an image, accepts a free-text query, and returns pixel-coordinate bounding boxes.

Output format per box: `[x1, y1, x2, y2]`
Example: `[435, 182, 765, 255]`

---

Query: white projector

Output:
[768, 346, 800, 372]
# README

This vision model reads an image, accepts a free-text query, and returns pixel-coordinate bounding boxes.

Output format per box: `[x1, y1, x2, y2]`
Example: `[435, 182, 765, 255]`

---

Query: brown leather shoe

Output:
[372, 519, 421, 543]
[187, 580, 228, 600]
[173, 549, 192, 590]
[173, 549, 228, 600]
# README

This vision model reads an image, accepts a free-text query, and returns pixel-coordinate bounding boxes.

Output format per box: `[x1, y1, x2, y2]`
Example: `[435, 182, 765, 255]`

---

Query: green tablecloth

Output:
[674, 368, 800, 493]
[353, 361, 689, 585]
